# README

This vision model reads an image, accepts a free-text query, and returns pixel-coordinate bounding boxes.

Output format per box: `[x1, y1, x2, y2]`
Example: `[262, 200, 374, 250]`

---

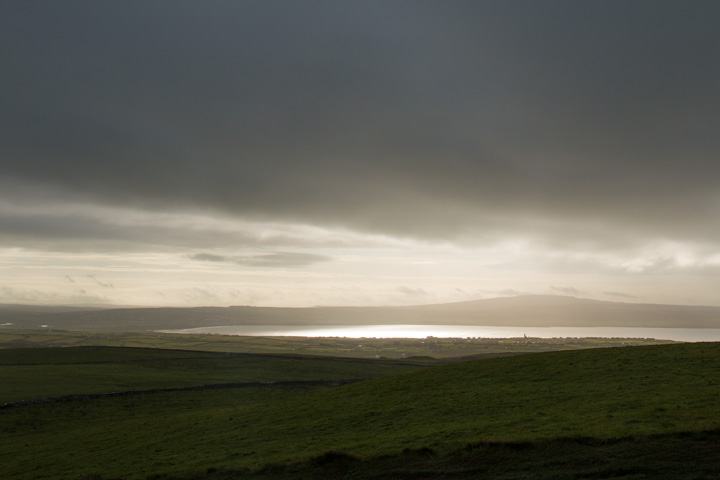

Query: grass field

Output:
[2, 342, 719, 479]
[180, 429, 720, 479]
[0, 346, 426, 404]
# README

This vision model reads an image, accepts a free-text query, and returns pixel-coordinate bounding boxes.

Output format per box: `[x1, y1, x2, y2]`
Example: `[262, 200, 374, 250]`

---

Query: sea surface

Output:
[160, 325, 720, 342]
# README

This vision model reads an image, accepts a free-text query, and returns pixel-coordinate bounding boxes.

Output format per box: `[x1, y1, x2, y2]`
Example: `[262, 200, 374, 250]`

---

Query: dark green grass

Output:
[2, 343, 719, 479]
[167, 430, 720, 480]
[0, 345, 217, 365]
[0, 346, 425, 403]
[187, 342, 719, 466]
[1, 386, 330, 480]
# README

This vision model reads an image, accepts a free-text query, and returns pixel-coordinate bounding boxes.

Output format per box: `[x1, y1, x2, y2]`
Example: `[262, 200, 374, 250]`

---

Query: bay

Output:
[160, 324, 720, 342]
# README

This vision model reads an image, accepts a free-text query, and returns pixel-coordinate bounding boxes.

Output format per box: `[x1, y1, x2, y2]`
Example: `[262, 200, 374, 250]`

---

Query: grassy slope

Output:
[2, 343, 719, 479]
[202, 342, 720, 462]
[0, 346, 425, 404]
[195, 430, 720, 480]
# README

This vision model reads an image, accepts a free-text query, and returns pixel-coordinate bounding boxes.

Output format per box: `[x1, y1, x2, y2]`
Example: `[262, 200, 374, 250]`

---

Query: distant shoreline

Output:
[157, 324, 720, 342]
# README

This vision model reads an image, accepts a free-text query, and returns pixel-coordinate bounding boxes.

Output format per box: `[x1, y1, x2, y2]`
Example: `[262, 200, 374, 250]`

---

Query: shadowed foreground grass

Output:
[0, 346, 425, 404]
[167, 429, 720, 480]
[2, 343, 719, 479]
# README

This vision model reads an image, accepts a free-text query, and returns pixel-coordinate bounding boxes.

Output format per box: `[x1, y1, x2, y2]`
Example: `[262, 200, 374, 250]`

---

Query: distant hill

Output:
[1, 295, 719, 332]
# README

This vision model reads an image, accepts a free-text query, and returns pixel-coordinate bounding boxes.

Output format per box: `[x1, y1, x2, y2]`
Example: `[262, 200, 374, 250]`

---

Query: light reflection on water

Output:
[160, 325, 720, 342]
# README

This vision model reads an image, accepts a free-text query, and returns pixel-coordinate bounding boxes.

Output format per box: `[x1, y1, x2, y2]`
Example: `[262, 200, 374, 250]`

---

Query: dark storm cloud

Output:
[2, 1, 720, 248]
[0, 207, 259, 251]
[0, 191, 361, 251]
[189, 252, 331, 268]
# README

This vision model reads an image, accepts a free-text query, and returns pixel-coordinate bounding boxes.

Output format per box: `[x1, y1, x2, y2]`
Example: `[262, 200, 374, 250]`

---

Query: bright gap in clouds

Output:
[1, 203, 719, 307]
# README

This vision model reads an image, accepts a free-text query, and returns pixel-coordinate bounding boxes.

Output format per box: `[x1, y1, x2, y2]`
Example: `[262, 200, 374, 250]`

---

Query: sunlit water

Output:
[159, 325, 720, 342]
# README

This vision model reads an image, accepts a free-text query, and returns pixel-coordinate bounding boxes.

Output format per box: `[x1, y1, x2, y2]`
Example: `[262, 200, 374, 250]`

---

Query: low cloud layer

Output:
[189, 252, 332, 268]
[603, 291, 638, 299]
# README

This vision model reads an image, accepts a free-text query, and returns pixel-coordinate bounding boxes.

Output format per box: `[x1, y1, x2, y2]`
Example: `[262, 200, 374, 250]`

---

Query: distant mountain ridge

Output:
[1, 295, 719, 332]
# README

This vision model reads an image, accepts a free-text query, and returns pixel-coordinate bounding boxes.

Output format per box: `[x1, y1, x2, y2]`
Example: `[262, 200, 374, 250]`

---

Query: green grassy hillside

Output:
[2, 343, 719, 479]
[181, 429, 720, 480]
[0, 346, 425, 404]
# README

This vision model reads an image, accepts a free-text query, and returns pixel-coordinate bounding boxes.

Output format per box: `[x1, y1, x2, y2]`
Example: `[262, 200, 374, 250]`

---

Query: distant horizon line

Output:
[2, 294, 718, 310]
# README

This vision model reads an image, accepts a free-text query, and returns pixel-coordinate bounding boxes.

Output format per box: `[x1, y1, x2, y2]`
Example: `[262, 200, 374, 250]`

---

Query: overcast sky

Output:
[2, 1, 719, 308]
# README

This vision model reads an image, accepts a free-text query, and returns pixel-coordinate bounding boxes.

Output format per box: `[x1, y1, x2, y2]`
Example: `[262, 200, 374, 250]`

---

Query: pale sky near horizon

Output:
[2, 1, 720, 308]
